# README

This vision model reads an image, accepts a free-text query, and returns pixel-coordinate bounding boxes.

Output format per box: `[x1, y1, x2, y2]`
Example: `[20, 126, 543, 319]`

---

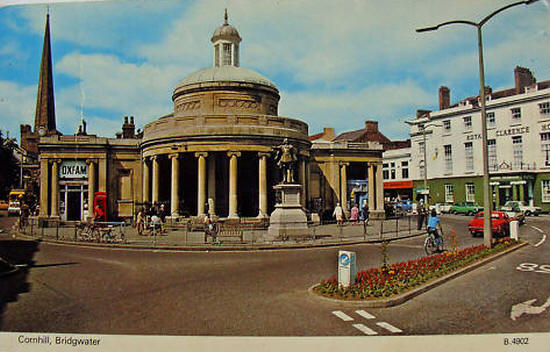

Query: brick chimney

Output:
[322, 127, 335, 140]
[514, 66, 536, 94]
[365, 120, 378, 133]
[439, 86, 450, 110]
[121, 115, 136, 138]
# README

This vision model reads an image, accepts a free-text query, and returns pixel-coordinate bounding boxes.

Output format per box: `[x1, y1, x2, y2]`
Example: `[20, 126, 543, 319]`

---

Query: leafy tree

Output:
[0, 130, 20, 200]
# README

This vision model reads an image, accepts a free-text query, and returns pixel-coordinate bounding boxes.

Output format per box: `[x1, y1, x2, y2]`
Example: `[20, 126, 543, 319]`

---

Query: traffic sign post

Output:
[338, 250, 356, 288]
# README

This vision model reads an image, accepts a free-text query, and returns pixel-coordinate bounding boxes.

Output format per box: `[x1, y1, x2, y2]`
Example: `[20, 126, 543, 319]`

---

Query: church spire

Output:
[34, 13, 56, 135]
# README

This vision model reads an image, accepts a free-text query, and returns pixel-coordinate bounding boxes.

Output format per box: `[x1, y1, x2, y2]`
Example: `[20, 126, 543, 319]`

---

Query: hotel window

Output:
[383, 163, 389, 180]
[465, 183, 475, 202]
[401, 161, 409, 179]
[541, 180, 550, 203]
[488, 139, 497, 171]
[391, 169, 396, 180]
[464, 142, 474, 171]
[444, 184, 454, 203]
[223, 43, 232, 65]
[443, 120, 451, 132]
[486, 112, 495, 128]
[541, 133, 550, 166]
[511, 107, 521, 121]
[419, 141, 425, 156]
[542, 180, 550, 203]
[419, 161, 425, 179]
[463, 116, 472, 131]
[444, 145, 452, 174]
[512, 136, 523, 169]
[539, 102, 550, 115]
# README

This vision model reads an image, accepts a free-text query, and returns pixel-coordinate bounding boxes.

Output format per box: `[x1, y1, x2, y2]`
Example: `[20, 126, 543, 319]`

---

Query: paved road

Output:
[0, 214, 548, 337]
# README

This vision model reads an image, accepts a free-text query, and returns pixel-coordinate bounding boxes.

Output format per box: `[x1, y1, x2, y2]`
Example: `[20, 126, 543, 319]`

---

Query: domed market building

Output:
[25, 12, 387, 224]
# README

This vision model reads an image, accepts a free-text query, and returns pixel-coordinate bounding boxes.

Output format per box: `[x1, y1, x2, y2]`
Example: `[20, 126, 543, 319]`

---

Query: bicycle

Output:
[424, 228, 445, 255]
[99, 225, 126, 243]
[205, 222, 220, 244]
[78, 222, 101, 242]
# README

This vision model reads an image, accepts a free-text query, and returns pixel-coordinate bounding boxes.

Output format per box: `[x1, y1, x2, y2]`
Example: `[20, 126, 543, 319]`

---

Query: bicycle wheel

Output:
[424, 236, 436, 255]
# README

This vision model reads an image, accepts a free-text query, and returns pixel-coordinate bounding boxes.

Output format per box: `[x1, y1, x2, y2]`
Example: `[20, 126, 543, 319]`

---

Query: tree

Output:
[0, 130, 20, 199]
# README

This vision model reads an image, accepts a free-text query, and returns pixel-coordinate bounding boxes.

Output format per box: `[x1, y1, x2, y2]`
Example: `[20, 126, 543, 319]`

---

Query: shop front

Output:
[490, 174, 535, 208]
[58, 160, 89, 221]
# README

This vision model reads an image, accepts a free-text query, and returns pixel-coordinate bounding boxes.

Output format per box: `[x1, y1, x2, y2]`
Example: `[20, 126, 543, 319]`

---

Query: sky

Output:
[0, 0, 549, 142]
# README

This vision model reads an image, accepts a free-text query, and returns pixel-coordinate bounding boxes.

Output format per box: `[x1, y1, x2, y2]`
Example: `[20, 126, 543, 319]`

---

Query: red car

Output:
[468, 211, 510, 237]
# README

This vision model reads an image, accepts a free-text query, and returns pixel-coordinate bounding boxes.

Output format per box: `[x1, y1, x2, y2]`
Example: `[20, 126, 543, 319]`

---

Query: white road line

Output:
[534, 234, 547, 248]
[352, 324, 378, 335]
[531, 226, 545, 233]
[332, 311, 354, 322]
[376, 322, 403, 333]
[355, 310, 376, 319]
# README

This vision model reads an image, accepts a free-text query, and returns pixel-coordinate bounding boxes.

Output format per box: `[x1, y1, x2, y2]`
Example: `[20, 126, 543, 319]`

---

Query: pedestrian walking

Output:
[333, 203, 345, 226]
[350, 204, 359, 222]
[136, 208, 145, 236]
[417, 200, 426, 230]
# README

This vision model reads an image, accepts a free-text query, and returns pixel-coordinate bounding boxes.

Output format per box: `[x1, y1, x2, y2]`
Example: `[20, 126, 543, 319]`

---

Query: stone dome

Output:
[175, 65, 278, 90]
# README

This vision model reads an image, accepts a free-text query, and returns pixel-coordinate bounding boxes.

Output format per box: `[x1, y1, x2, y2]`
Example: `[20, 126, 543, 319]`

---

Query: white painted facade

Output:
[407, 68, 550, 210]
[382, 148, 411, 183]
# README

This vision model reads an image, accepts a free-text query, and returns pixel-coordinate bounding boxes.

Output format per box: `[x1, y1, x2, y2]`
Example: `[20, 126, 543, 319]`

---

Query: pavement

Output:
[12, 215, 426, 251]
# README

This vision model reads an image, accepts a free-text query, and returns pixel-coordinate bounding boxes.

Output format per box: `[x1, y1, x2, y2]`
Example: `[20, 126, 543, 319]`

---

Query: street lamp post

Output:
[416, 0, 538, 248]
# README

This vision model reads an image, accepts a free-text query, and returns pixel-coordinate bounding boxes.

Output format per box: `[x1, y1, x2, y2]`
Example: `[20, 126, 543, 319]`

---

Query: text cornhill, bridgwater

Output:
[18, 335, 101, 347]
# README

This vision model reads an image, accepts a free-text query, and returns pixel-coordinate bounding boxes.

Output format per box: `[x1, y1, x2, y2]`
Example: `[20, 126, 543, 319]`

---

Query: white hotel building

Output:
[407, 67, 550, 212]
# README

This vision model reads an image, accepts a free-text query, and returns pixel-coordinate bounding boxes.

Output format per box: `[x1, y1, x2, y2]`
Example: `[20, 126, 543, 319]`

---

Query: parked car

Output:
[0, 200, 8, 211]
[468, 211, 510, 237]
[501, 200, 541, 217]
[394, 199, 412, 213]
[499, 201, 526, 225]
[429, 203, 452, 215]
[450, 202, 483, 216]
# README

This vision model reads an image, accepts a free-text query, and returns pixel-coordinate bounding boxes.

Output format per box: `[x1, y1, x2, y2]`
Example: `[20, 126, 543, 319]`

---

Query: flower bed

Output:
[314, 238, 519, 300]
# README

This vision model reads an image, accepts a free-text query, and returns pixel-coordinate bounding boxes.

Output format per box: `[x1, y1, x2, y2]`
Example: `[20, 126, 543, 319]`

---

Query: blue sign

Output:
[340, 253, 350, 266]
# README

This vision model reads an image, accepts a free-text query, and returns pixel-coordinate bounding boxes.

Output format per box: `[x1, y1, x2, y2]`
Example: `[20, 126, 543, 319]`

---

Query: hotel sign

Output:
[495, 126, 529, 137]
[59, 160, 88, 179]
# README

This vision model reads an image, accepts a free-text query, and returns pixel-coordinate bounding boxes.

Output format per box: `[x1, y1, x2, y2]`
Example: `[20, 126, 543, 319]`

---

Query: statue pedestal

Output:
[265, 184, 308, 241]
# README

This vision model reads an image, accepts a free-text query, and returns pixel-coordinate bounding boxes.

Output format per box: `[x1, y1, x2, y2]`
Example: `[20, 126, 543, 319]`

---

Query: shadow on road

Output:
[0, 239, 39, 329]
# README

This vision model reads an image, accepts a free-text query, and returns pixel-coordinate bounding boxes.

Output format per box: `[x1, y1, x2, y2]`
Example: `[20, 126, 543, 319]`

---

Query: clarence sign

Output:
[59, 160, 88, 179]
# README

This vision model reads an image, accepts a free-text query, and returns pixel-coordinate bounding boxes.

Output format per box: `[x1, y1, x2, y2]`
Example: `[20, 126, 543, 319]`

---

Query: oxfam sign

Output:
[59, 160, 88, 179]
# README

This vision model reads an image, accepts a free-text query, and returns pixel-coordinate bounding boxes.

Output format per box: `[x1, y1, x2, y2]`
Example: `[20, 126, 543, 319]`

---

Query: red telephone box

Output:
[94, 192, 108, 222]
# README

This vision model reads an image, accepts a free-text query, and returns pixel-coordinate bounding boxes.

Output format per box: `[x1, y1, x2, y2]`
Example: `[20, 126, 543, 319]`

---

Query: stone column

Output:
[87, 159, 96, 214]
[39, 158, 49, 217]
[152, 155, 159, 204]
[340, 163, 348, 212]
[519, 183, 525, 202]
[50, 159, 60, 217]
[207, 154, 216, 215]
[169, 153, 180, 216]
[367, 163, 375, 212]
[142, 157, 150, 203]
[258, 152, 269, 218]
[513, 184, 518, 201]
[494, 185, 500, 210]
[227, 151, 241, 219]
[98, 158, 107, 192]
[300, 158, 307, 208]
[196, 152, 208, 216]
[375, 163, 384, 211]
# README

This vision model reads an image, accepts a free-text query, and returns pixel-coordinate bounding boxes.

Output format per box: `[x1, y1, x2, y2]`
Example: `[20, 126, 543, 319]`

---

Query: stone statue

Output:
[274, 138, 298, 183]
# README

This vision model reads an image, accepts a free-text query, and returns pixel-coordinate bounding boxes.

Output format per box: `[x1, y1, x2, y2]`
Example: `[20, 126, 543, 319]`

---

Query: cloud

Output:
[280, 80, 433, 139]
[55, 52, 186, 135]
[0, 80, 36, 140]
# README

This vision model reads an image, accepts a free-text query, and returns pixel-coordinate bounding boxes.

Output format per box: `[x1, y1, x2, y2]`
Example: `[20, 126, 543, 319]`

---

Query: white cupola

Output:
[211, 9, 242, 67]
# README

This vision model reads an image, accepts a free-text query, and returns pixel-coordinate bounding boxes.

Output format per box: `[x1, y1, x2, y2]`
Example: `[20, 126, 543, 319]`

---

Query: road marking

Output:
[534, 234, 547, 248]
[511, 296, 550, 321]
[332, 311, 354, 322]
[355, 310, 376, 319]
[376, 322, 402, 333]
[352, 323, 378, 335]
[531, 226, 544, 233]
